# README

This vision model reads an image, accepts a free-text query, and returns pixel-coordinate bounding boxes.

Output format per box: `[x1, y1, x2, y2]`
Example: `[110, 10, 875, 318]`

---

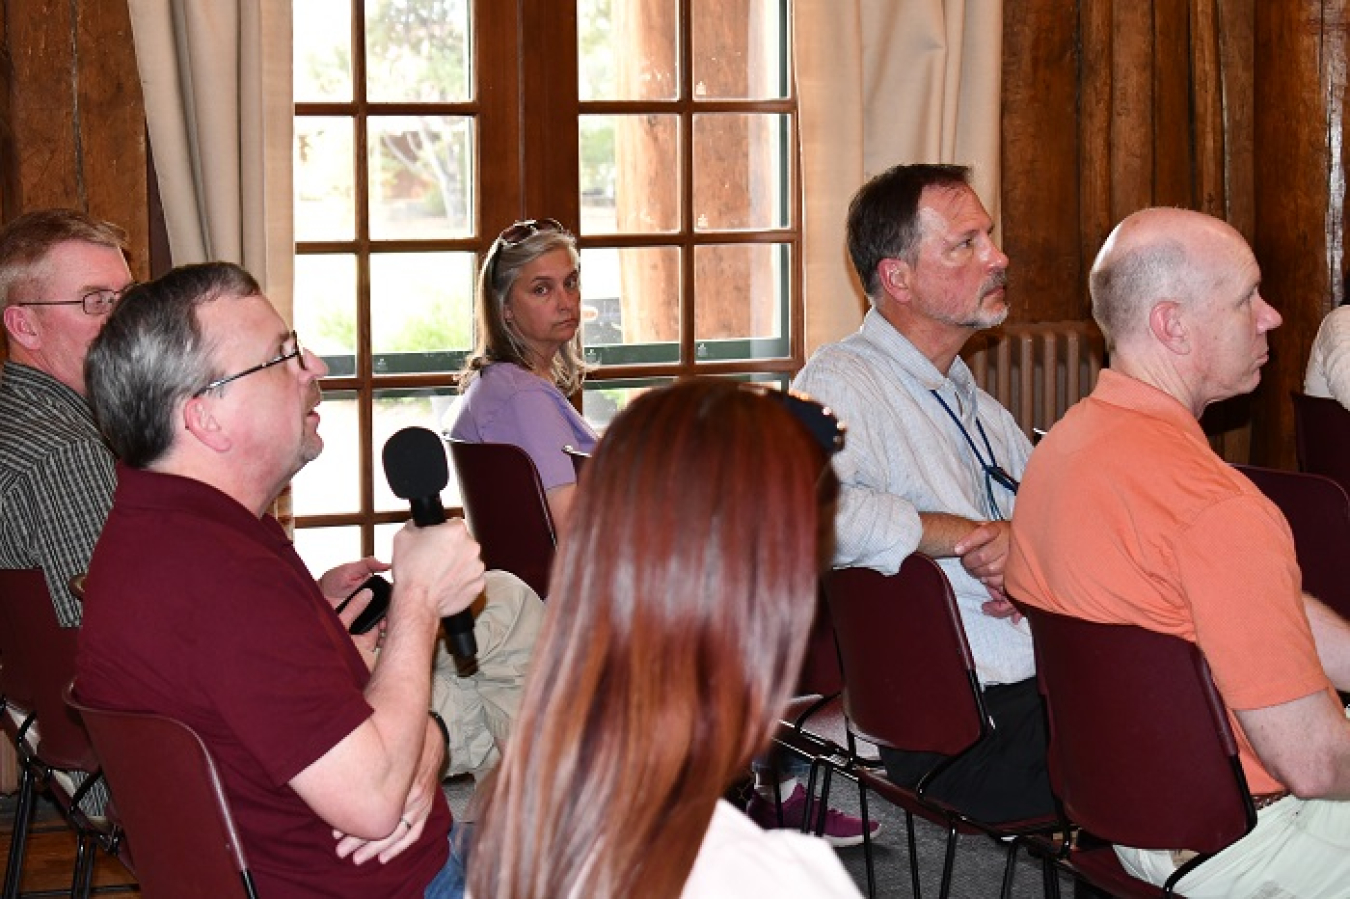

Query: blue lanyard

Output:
[930, 389, 1019, 518]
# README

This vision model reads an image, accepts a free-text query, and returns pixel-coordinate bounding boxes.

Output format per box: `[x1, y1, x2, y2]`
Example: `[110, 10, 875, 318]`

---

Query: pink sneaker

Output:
[745, 783, 880, 848]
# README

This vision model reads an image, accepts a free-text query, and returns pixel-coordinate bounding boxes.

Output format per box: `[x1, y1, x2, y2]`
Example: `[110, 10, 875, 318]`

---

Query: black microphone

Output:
[382, 426, 477, 659]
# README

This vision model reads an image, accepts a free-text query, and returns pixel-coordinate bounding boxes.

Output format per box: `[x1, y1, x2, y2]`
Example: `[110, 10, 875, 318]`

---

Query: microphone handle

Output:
[407, 495, 477, 659]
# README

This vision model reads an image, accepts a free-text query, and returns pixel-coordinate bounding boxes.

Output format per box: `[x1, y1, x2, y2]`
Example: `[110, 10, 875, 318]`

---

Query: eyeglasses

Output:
[17, 284, 137, 317]
[194, 331, 308, 397]
[742, 384, 847, 456]
[488, 218, 569, 284]
[496, 218, 566, 247]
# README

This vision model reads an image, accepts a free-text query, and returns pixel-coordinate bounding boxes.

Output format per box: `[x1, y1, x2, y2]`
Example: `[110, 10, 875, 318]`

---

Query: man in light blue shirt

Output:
[793, 163, 1050, 823]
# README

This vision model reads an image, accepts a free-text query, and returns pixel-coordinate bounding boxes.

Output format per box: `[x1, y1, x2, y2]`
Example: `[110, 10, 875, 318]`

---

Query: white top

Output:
[466, 800, 861, 898]
[1305, 305, 1350, 408]
[793, 309, 1036, 685]
[680, 800, 862, 898]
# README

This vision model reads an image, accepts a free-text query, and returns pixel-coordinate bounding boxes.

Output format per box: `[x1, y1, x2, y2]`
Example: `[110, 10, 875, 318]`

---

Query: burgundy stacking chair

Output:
[0, 568, 125, 899]
[446, 438, 557, 598]
[1012, 600, 1257, 898]
[768, 585, 860, 833]
[824, 557, 1059, 899]
[1234, 463, 1350, 623]
[1292, 391, 1350, 497]
[66, 688, 258, 899]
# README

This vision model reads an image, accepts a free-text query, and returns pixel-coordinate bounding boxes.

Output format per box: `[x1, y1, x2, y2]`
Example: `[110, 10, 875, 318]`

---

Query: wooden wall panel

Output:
[1001, 0, 1322, 465]
[1250, 1, 1345, 470]
[0, 0, 147, 276]
[7, 0, 80, 211]
[77, 1, 147, 268]
[1001, 0, 1084, 323]
[1077, 0, 1113, 305]
[1152, 0, 1193, 209]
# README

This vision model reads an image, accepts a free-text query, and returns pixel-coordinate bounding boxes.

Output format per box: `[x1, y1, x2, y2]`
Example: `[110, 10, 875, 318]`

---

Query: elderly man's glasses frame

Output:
[194, 331, 308, 397]
[17, 284, 137, 317]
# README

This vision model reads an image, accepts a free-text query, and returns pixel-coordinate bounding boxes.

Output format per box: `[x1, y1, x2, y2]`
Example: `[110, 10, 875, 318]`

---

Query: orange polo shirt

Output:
[1007, 370, 1332, 795]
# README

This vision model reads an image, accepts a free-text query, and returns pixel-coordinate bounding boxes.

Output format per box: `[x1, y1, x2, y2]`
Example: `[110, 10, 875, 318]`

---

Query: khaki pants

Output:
[1115, 795, 1350, 899]
[431, 570, 544, 781]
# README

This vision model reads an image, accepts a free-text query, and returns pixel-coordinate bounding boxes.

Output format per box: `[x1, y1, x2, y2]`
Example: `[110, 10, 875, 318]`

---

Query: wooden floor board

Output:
[0, 791, 139, 895]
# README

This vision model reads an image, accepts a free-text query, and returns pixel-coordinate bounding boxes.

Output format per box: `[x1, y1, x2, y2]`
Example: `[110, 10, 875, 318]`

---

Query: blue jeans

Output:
[424, 821, 472, 899]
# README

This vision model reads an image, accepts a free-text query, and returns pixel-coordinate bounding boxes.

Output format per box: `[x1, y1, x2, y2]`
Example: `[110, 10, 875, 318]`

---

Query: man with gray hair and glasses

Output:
[791, 163, 1052, 824]
[77, 262, 483, 897]
[0, 208, 134, 628]
[0, 209, 134, 819]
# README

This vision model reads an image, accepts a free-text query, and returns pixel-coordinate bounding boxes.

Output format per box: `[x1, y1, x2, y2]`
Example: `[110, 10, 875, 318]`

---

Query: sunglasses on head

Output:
[496, 218, 567, 247]
[740, 384, 846, 456]
[488, 218, 569, 284]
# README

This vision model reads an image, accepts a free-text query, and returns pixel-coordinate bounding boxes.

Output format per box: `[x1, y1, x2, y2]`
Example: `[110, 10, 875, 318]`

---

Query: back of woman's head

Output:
[471, 378, 837, 899]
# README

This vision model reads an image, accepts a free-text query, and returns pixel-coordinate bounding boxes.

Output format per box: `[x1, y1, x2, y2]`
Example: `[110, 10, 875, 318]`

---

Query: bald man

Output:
[1007, 207, 1350, 897]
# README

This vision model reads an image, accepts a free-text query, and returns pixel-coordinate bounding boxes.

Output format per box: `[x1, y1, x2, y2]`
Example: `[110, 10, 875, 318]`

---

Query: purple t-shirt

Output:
[76, 465, 451, 898]
[449, 363, 597, 490]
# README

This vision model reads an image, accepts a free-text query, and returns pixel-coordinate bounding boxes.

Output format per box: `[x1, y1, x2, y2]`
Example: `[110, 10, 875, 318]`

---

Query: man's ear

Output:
[182, 396, 232, 453]
[3, 305, 41, 351]
[877, 258, 912, 303]
[1147, 300, 1190, 354]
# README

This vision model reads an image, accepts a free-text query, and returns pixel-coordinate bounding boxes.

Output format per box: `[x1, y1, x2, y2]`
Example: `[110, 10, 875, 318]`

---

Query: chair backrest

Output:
[1014, 602, 1255, 853]
[446, 438, 557, 598]
[67, 688, 258, 899]
[822, 556, 985, 756]
[0, 567, 97, 771]
[1235, 463, 1350, 621]
[1292, 391, 1350, 494]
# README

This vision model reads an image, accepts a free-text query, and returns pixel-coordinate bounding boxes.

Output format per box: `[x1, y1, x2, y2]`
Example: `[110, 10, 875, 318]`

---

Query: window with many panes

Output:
[292, 0, 799, 571]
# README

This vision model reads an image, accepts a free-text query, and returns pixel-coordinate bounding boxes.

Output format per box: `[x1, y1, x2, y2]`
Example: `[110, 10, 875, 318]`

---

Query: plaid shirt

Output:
[0, 362, 115, 627]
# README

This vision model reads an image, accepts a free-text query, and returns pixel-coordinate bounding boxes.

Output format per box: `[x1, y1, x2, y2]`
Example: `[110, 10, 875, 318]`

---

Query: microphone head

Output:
[383, 427, 450, 499]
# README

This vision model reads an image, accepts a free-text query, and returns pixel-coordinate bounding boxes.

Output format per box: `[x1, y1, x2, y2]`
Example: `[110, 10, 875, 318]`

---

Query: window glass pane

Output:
[370, 252, 476, 374]
[366, 0, 472, 102]
[690, 0, 789, 100]
[374, 523, 402, 566]
[693, 243, 790, 356]
[295, 254, 358, 377]
[579, 0, 677, 101]
[581, 378, 671, 432]
[580, 247, 679, 365]
[294, 526, 363, 579]
[369, 116, 475, 239]
[693, 113, 791, 231]
[580, 115, 680, 235]
[374, 388, 462, 512]
[294, 389, 360, 515]
[296, 117, 356, 241]
[294, 0, 353, 102]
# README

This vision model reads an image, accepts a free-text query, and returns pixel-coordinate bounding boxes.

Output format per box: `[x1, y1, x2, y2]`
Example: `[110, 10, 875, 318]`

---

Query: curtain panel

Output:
[795, 0, 1003, 353]
[127, 0, 294, 322]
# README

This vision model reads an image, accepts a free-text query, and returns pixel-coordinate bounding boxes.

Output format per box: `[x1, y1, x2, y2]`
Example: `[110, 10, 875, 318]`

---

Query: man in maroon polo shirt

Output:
[76, 262, 484, 898]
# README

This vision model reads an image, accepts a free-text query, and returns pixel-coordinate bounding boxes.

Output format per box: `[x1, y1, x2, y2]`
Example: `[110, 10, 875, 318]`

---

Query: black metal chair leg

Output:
[905, 810, 922, 899]
[1042, 852, 1062, 899]
[999, 840, 1019, 899]
[857, 779, 876, 899]
[3, 762, 37, 899]
[72, 830, 97, 899]
[937, 823, 959, 899]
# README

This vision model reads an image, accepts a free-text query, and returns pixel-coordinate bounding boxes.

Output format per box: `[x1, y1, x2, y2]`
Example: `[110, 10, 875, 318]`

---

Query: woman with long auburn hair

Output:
[466, 379, 861, 899]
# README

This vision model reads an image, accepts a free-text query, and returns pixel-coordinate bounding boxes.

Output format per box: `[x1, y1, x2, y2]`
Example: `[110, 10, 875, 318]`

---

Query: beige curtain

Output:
[795, 0, 1003, 353]
[127, 0, 294, 323]
[128, 0, 295, 528]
